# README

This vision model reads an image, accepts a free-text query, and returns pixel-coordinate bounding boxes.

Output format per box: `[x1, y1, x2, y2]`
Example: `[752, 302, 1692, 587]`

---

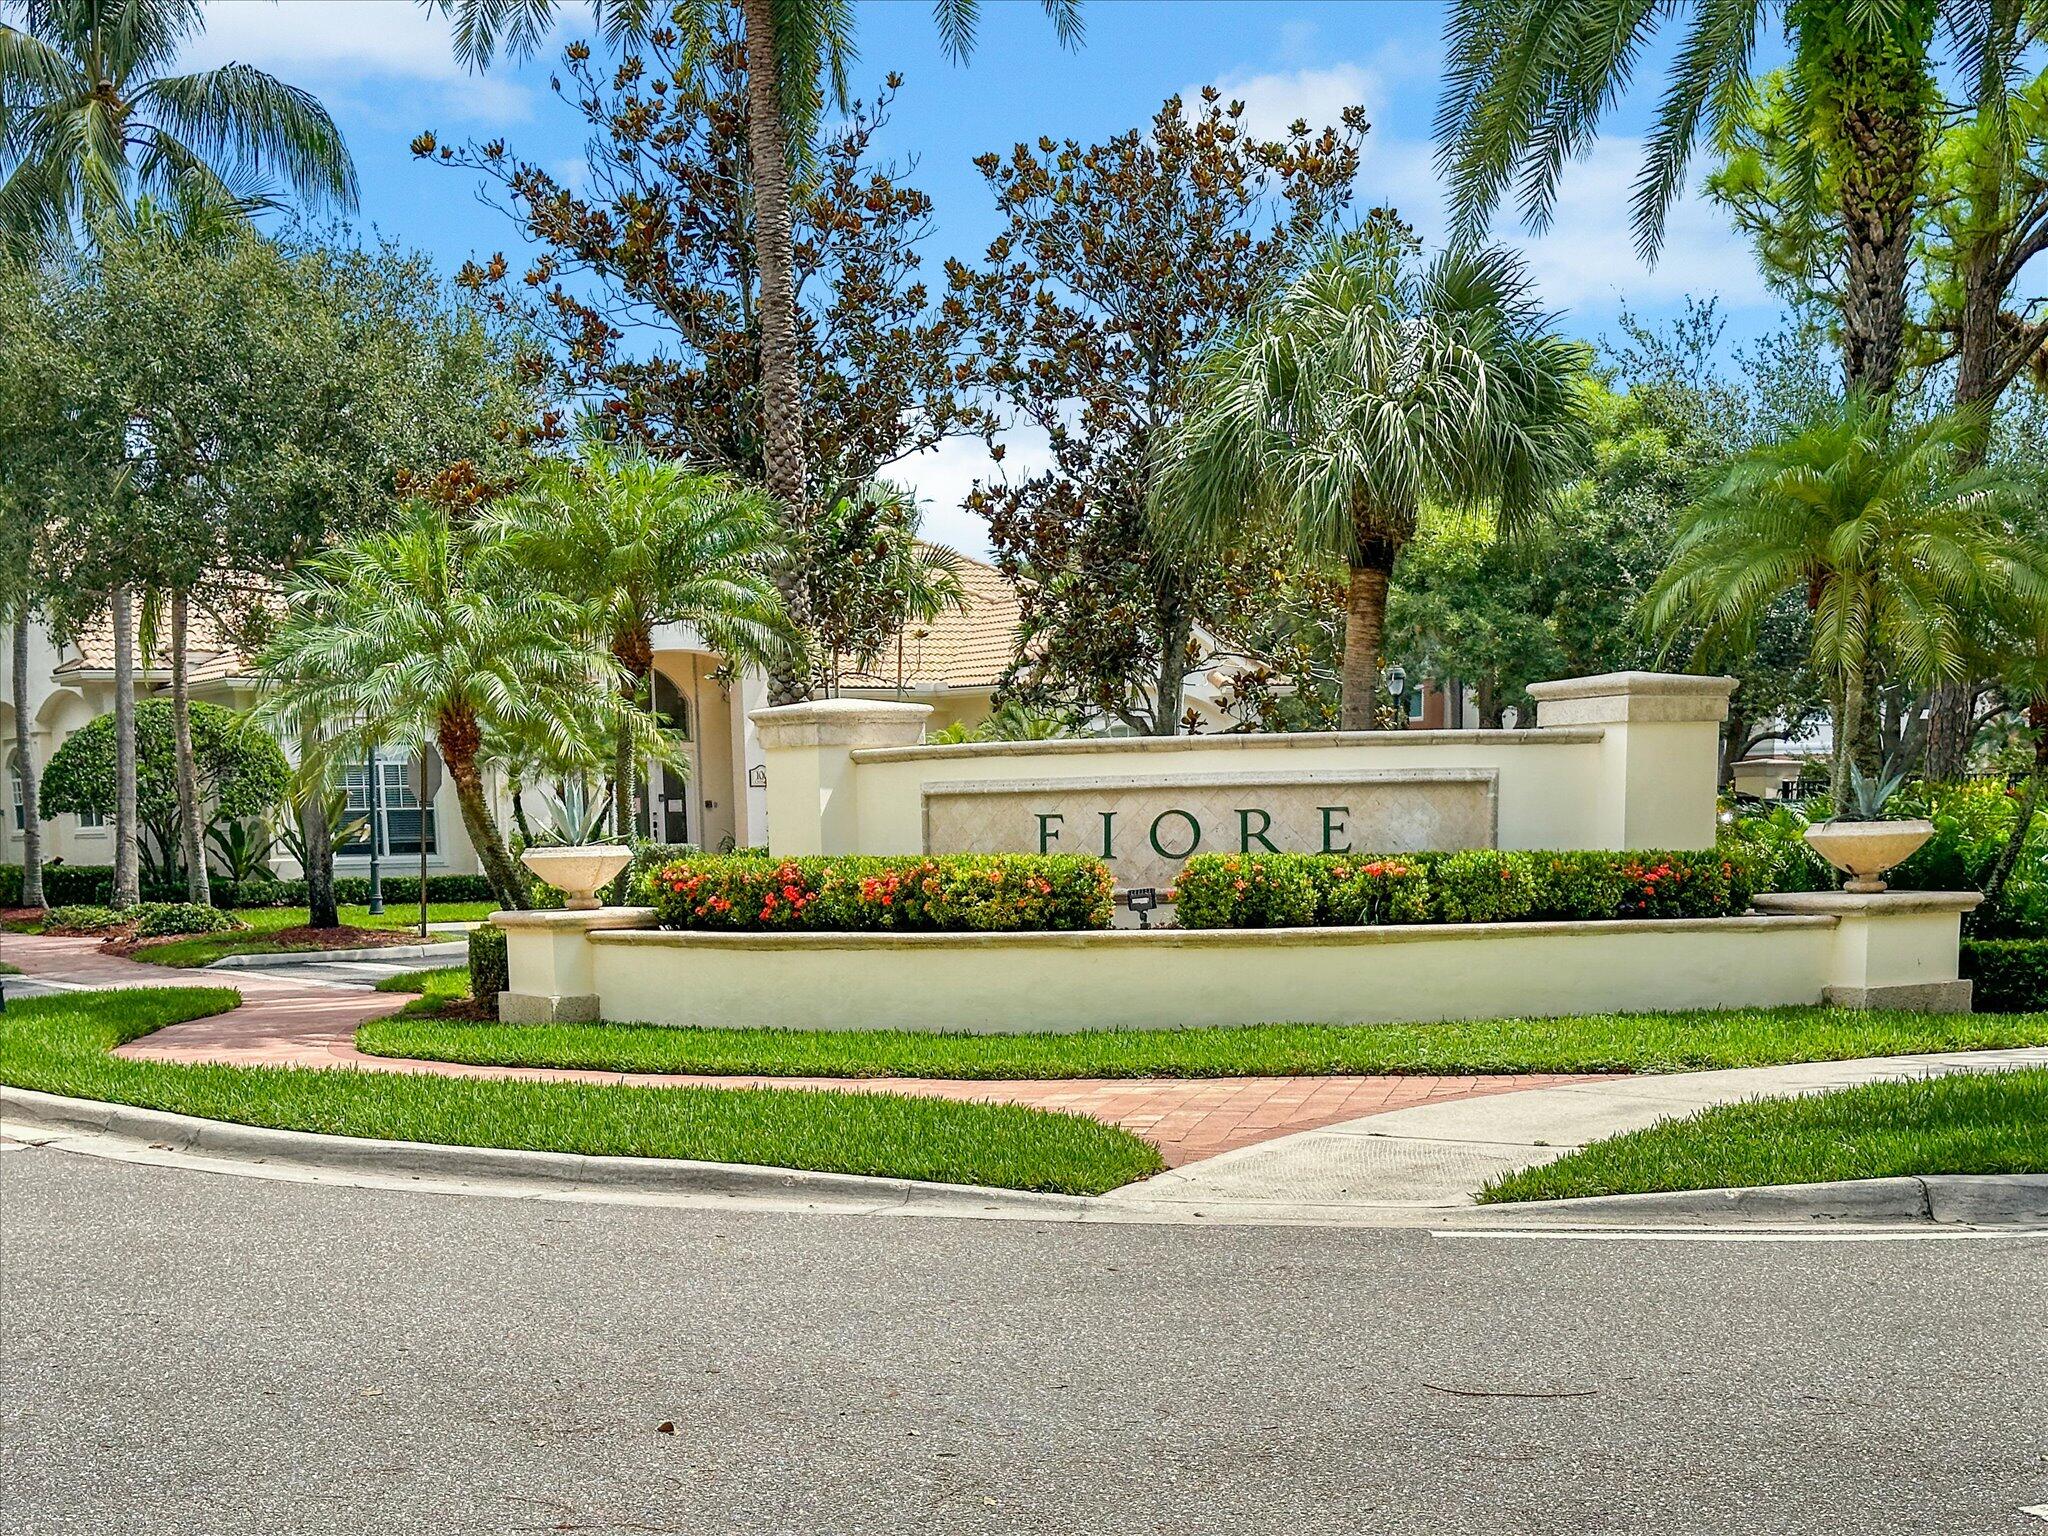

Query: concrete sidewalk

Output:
[1111, 1046, 2048, 1215]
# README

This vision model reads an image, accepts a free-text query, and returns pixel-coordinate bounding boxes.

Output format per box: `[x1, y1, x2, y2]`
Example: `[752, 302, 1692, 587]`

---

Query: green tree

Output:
[1157, 223, 1590, 730]
[1646, 395, 2042, 801]
[36, 700, 290, 888]
[484, 442, 792, 841]
[435, 0, 1077, 702]
[0, 0, 356, 252]
[256, 504, 652, 910]
[1437, 0, 1971, 398]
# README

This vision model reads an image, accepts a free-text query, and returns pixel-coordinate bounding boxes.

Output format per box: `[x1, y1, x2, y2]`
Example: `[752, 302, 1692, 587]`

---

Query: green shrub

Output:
[44, 905, 128, 932]
[652, 853, 1114, 932]
[468, 925, 508, 1019]
[1170, 853, 1320, 928]
[1430, 850, 1540, 923]
[1961, 939, 2048, 1012]
[624, 842, 698, 903]
[1173, 848, 1756, 928]
[133, 902, 246, 938]
[1717, 807, 1835, 894]
[0, 864, 119, 907]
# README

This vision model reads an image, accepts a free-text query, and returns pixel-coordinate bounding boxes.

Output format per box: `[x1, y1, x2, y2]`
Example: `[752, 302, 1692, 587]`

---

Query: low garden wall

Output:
[495, 882, 1983, 1031]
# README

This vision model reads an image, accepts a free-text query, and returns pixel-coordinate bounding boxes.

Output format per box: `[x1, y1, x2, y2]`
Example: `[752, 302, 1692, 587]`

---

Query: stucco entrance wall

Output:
[751, 672, 1737, 879]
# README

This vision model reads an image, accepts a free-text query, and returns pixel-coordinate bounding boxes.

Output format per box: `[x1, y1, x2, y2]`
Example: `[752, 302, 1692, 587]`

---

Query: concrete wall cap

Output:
[1752, 890, 1983, 917]
[848, 726, 1603, 765]
[488, 906, 658, 931]
[589, 913, 1838, 952]
[1525, 671, 1738, 702]
[749, 698, 933, 749]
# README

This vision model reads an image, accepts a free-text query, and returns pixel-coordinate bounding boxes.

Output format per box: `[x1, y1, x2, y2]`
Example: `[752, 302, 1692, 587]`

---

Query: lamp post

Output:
[1385, 664, 1408, 727]
[365, 741, 384, 916]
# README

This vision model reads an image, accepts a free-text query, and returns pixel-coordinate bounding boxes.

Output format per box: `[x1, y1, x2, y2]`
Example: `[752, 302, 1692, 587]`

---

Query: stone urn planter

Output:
[520, 844, 633, 910]
[1802, 819, 1934, 894]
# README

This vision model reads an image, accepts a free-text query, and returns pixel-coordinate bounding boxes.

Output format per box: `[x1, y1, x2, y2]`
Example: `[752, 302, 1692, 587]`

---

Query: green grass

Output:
[373, 964, 472, 1017]
[122, 904, 496, 968]
[1480, 1068, 2048, 1202]
[358, 1005, 2048, 1080]
[0, 961, 18, 975]
[0, 988, 1163, 1194]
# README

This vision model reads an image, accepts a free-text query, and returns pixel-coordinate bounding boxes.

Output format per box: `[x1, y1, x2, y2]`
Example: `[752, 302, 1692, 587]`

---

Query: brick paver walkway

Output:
[3, 933, 1599, 1167]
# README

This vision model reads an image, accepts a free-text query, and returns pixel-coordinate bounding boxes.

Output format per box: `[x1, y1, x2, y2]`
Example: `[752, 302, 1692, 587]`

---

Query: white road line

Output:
[1431, 1228, 2040, 1243]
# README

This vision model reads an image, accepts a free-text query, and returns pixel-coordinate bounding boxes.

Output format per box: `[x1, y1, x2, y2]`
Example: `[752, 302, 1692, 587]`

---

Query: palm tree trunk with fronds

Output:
[11, 606, 44, 909]
[110, 586, 140, 908]
[739, 0, 812, 707]
[1980, 694, 2046, 916]
[1338, 548, 1395, 731]
[438, 711, 527, 910]
[169, 589, 211, 906]
[1831, 19, 1931, 400]
[1832, 653, 1867, 809]
[299, 729, 338, 929]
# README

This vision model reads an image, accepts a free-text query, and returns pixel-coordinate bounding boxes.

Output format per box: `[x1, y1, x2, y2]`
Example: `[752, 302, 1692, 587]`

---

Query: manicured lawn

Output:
[358, 1004, 2048, 1080]
[1480, 1068, 2048, 1203]
[123, 904, 496, 968]
[0, 961, 19, 975]
[374, 964, 472, 1016]
[0, 988, 1164, 1194]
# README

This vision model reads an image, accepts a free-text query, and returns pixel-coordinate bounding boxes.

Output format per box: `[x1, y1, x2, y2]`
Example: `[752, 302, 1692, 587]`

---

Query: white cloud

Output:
[189, 0, 576, 121]
[1203, 62, 1383, 145]
[889, 423, 1057, 563]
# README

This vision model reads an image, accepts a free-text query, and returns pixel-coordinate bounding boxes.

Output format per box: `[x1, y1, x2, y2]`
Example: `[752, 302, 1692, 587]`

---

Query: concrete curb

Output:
[6, 1084, 2044, 1229]
[204, 941, 468, 970]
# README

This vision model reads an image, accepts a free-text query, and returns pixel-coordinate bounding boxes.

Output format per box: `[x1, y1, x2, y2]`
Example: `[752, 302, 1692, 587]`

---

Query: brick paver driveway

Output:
[3, 933, 1597, 1166]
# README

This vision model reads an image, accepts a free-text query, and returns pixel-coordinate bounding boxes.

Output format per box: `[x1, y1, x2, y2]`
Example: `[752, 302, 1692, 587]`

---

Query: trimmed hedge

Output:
[469, 925, 508, 1019]
[1, 864, 499, 912]
[653, 853, 1115, 933]
[1, 864, 118, 907]
[1961, 939, 2048, 1013]
[1171, 849, 1754, 929]
[623, 842, 698, 904]
[134, 902, 246, 938]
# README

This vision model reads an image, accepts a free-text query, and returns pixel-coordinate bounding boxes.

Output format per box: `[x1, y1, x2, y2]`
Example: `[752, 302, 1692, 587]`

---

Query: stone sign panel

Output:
[921, 769, 1498, 889]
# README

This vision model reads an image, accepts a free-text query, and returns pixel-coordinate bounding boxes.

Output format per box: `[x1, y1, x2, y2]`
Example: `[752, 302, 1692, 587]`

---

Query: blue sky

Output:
[190, 0, 1787, 554]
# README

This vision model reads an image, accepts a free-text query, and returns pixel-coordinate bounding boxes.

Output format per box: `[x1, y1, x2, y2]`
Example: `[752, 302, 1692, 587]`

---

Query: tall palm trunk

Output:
[11, 606, 43, 909]
[438, 710, 526, 910]
[1832, 650, 1868, 809]
[739, 0, 812, 707]
[110, 586, 140, 908]
[1980, 693, 2046, 915]
[299, 727, 338, 929]
[169, 589, 210, 906]
[1338, 546, 1395, 731]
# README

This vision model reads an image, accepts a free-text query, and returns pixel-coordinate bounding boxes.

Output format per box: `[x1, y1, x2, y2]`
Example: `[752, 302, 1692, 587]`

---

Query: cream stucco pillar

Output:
[1526, 671, 1736, 850]
[493, 908, 657, 1023]
[1752, 890, 1980, 1011]
[747, 700, 932, 856]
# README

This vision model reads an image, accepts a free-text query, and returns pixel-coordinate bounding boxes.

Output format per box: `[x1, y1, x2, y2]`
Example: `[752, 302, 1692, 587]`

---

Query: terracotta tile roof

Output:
[839, 546, 1020, 694]
[51, 594, 259, 684]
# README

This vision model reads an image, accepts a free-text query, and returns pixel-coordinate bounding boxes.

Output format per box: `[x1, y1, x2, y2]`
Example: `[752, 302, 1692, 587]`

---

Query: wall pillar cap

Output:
[749, 698, 933, 750]
[488, 906, 657, 932]
[1752, 890, 1982, 917]
[1527, 670, 1736, 727]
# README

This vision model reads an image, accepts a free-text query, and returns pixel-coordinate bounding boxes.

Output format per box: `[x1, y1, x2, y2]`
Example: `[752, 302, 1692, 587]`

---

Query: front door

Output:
[649, 672, 692, 844]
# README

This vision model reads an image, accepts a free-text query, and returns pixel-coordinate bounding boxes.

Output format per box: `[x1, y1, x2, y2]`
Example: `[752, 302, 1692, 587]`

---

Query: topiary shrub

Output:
[1429, 850, 1540, 923]
[1961, 938, 2048, 1012]
[468, 924, 508, 1018]
[624, 842, 699, 903]
[1614, 850, 1744, 918]
[1322, 857, 1432, 925]
[133, 902, 247, 938]
[1170, 853, 1320, 928]
[1525, 850, 1632, 920]
[653, 853, 1115, 932]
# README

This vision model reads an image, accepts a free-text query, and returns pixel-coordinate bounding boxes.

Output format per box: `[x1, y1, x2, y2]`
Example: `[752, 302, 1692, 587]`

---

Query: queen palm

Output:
[1645, 396, 2042, 803]
[257, 503, 658, 911]
[436, 0, 1076, 700]
[483, 442, 794, 842]
[1156, 226, 1590, 730]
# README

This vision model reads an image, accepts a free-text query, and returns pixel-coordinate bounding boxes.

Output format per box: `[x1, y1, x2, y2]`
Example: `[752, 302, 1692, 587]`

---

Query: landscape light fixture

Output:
[1386, 665, 1407, 699]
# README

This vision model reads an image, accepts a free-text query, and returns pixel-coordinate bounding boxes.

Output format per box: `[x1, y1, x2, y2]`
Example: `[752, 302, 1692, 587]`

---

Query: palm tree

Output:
[435, 0, 1077, 701]
[256, 503, 654, 910]
[0, 0, 357, 252]
[1156, 226, 1590, 730]
[1434, 0, 2013, 400]
[483, 442, 794, 843]
[1645, 396, 2044, 803]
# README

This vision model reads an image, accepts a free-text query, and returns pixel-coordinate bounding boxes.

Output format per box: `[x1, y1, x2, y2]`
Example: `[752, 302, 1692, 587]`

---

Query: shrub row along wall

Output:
[653, 854, 1115, 932]
[0, 864, 498, 910]
[1172, 849, 1752, 927]
[1961, 939, 2048, 1012]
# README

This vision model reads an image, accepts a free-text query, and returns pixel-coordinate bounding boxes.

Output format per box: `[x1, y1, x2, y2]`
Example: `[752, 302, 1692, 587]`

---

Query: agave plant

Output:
[1835, 764, 1911, 824]
[527, 781, 616, 848]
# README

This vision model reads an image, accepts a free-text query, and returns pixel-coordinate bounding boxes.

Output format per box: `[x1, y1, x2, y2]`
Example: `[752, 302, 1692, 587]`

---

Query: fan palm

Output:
[1156, 226, 1591, 730]
[0, 0, 357, 252]
[483, 442, 795, 841]
[433, 0, 1077, 700]
[1645, 395, 2044, 804]
[256, 503, 657, 910]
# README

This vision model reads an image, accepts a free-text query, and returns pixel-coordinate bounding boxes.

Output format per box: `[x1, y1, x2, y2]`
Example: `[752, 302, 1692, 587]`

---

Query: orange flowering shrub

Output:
[653, 854, 1114, 932]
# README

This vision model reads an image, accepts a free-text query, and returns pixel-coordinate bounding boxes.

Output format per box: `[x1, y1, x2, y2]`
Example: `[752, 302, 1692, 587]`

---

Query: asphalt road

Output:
[4, 1144, 2045, 1536]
